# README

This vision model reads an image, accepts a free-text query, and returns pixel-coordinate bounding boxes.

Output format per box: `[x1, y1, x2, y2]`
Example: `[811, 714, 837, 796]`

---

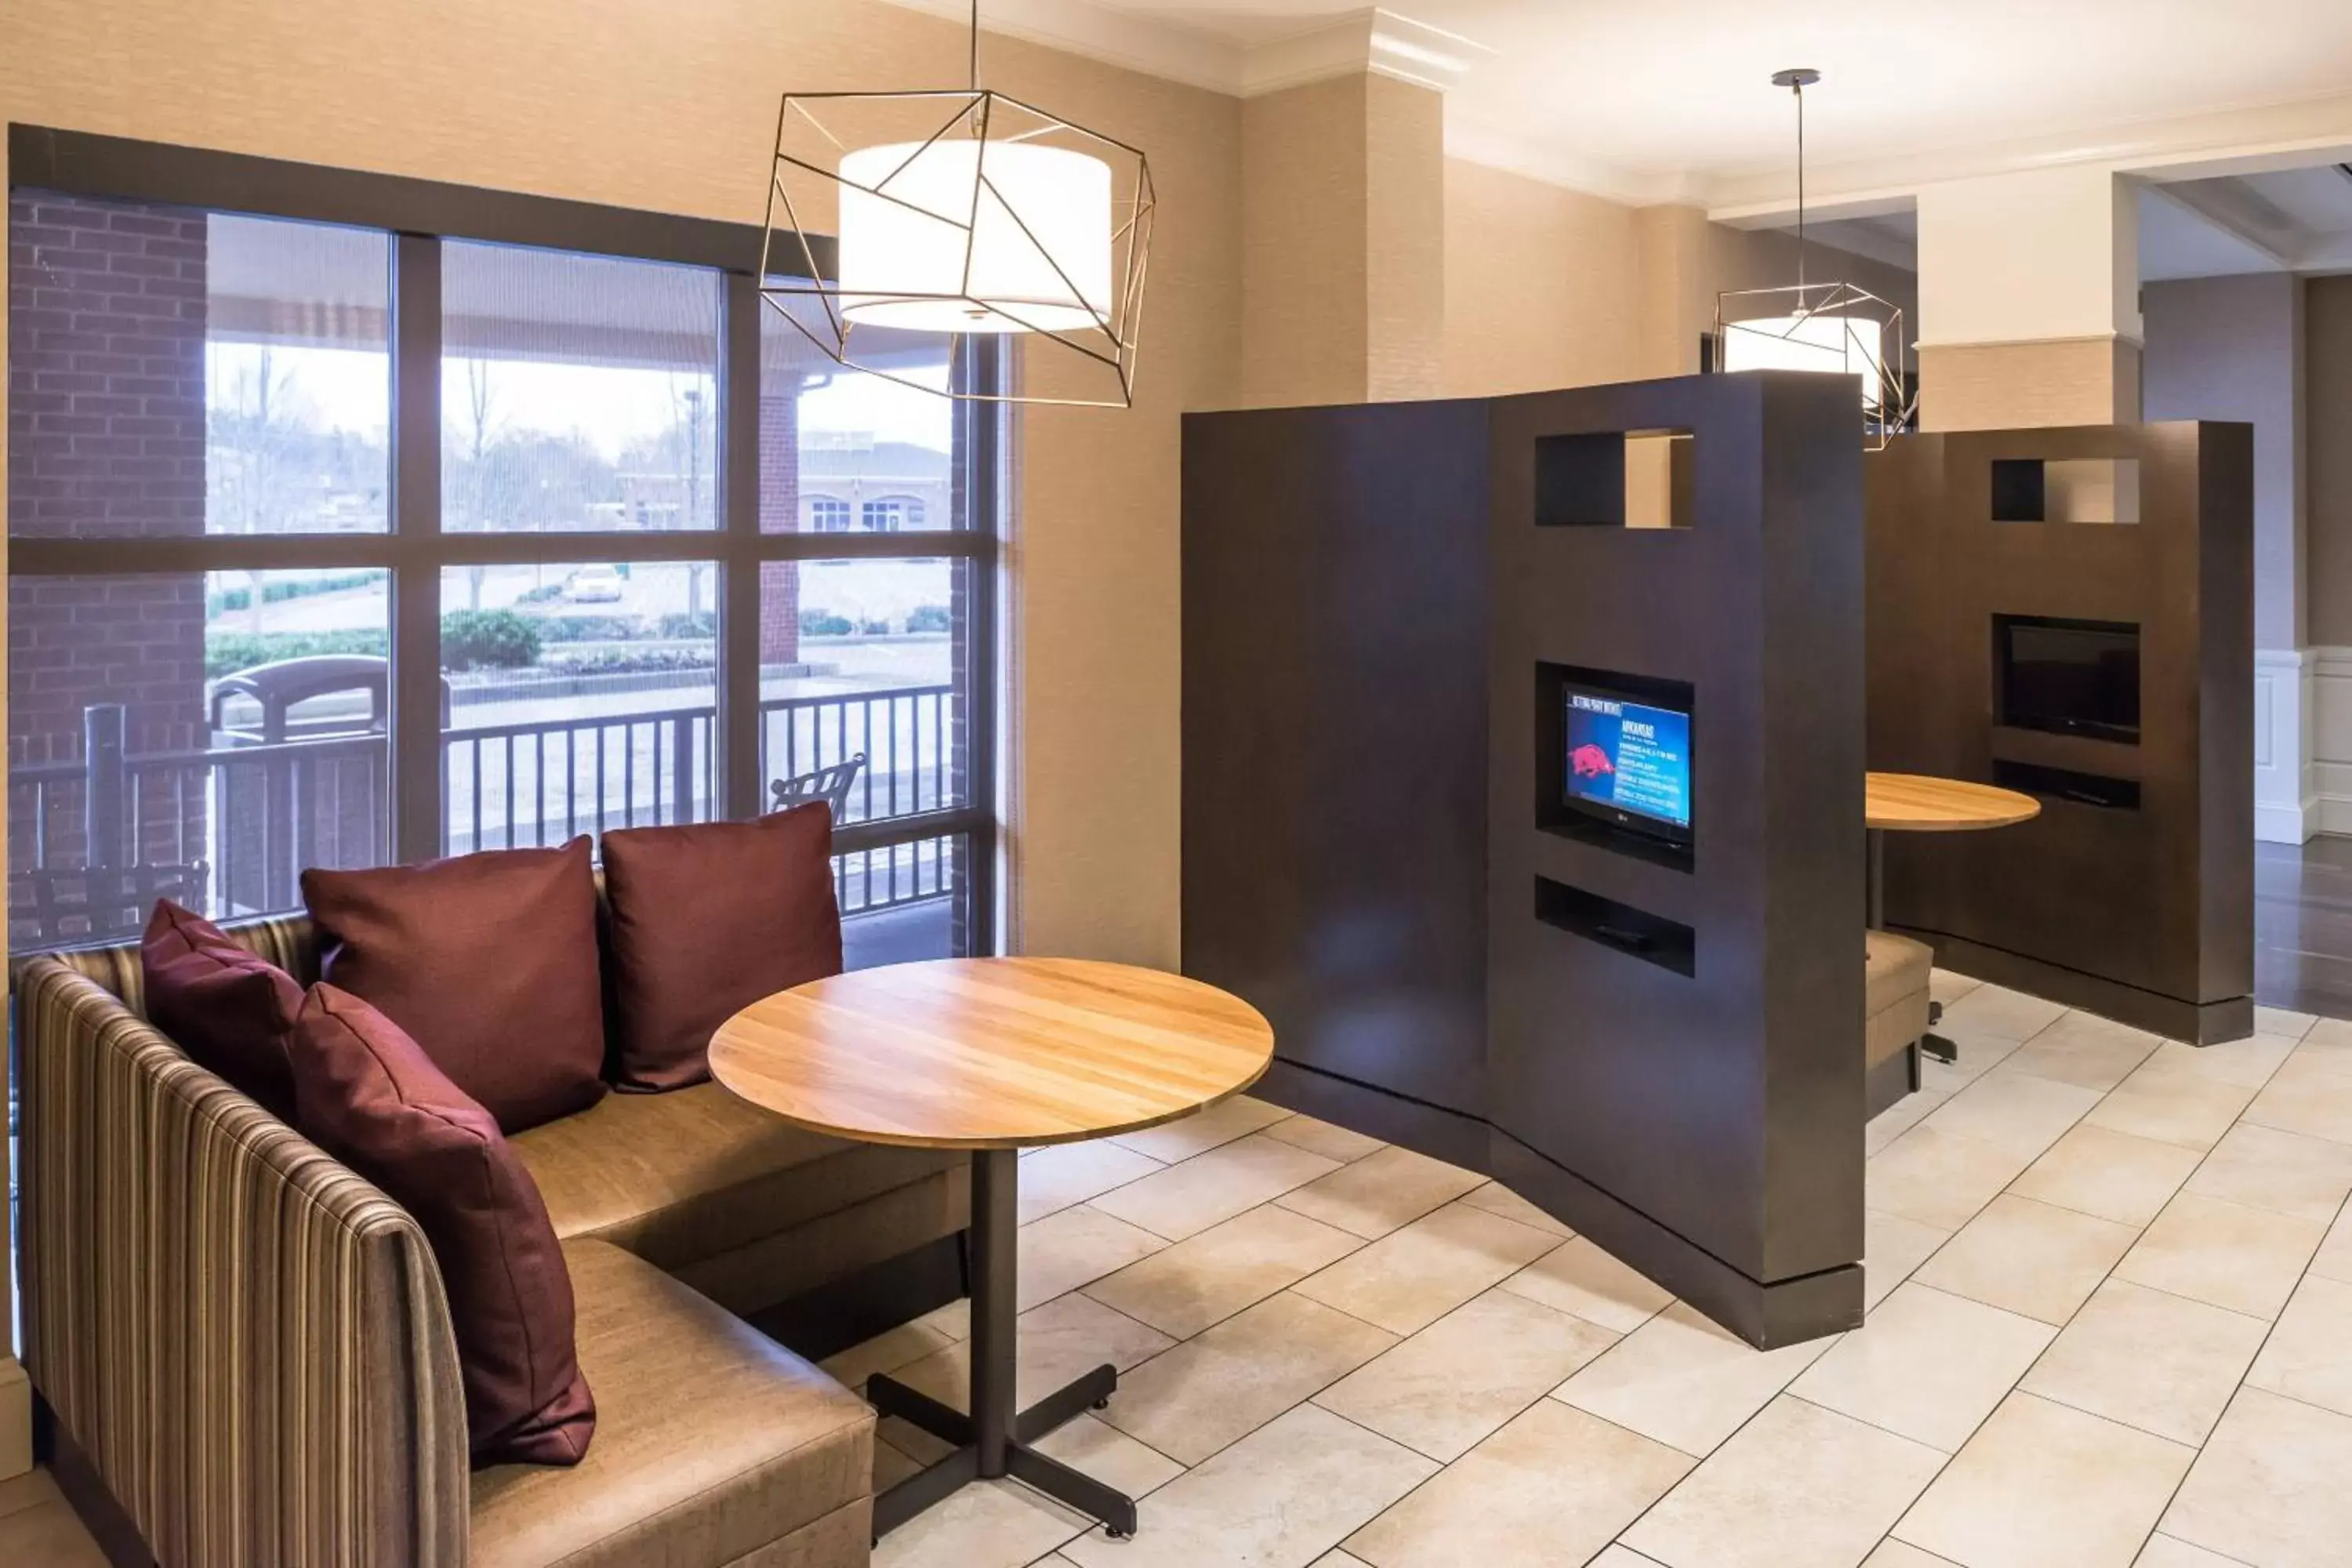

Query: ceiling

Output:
[935, 0, 2352, 209]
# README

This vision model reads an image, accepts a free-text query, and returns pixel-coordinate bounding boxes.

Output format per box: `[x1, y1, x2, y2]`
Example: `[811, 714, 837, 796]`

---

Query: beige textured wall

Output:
[1441, 159, 1643, 397]
[2307, 278, 2352, 646]
[1363, 74, 1443, 402]
[1918, 339, 2142, 431]
[0, 0, 1243, 973]
[1241, 76, 1370, 407]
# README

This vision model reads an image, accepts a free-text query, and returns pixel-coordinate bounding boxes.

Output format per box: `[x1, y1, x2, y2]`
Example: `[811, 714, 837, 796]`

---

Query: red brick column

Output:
[7, 192, 210, 883]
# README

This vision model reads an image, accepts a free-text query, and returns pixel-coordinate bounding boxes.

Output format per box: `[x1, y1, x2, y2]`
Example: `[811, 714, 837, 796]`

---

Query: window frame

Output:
[5, 125, 1001, 955]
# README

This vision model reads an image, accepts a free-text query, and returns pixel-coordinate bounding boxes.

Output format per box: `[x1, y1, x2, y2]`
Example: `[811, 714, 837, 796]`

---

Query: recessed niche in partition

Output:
[1991, 757, 2140, 812]
[1533, 875, 1696, 977]
[1536, 429, 1693, 528]
[1991, 458, 2142, 524]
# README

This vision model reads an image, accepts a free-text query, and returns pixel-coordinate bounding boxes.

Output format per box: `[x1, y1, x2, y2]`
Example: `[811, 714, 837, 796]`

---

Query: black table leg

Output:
[870, 1146, 1139, 1542]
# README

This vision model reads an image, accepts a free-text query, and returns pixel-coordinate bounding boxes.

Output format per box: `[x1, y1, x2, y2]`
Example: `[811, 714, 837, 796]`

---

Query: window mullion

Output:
[391, 233, 445, 862]
[720, 272, 764, 823]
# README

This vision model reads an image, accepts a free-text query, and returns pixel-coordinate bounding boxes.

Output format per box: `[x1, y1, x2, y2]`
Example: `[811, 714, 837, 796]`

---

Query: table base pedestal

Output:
[868, 1147, 1139, 1543]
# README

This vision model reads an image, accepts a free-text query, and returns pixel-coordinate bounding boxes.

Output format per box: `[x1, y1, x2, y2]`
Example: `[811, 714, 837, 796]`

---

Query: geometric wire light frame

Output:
[1713, 279, 1915, 450]
[758, 89, 1156, 408]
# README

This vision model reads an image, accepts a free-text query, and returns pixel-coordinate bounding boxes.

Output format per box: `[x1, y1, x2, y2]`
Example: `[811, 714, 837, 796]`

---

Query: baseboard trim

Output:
[1901, 928, 2252, 1044]
[2258, 647, 2315, 844]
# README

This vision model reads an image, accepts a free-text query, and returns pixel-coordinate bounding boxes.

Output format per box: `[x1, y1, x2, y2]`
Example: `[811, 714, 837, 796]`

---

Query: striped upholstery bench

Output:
[16, 913, 968, 1568]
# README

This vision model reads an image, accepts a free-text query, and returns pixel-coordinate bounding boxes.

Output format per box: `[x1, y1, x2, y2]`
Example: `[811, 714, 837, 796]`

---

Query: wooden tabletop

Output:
[1866, 771, 2042, 833]
[708, 956, 1276, 1150]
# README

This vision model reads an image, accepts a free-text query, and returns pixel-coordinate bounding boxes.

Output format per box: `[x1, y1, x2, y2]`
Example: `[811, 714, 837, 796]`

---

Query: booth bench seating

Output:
[16, 910, 971, 1568]
[1866, 929, 1934, 1118]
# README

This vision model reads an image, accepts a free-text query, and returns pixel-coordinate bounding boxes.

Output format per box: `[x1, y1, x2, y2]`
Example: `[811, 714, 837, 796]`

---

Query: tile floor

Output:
[12, 971, 2352, 1568]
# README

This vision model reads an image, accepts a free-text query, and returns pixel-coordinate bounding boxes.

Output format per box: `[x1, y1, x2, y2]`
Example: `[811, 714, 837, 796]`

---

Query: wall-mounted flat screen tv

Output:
[1562, 682, 1693, 847]
[1995, 615, 2140, 744]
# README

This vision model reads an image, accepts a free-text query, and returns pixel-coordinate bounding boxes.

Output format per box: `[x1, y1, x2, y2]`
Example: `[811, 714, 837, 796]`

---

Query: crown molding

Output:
[1707, 88, 2352, 221]
[872, 2, 1490, 100]
[1441, 118, 1696, 209]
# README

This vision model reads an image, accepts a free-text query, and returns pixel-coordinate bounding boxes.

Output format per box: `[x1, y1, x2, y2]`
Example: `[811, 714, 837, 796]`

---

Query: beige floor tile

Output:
[1921, 1032, 2025, 1095]
[1316, 1287, 1619, 1461]
[1066, 1403, 1436, 1568]
[1589, 1548, 1671, 1568]
[1016, 1203, 1171, 1309]
[1455, 1179, 1574, 1236]
[2114, 1192, 2326, 1319]
[1499, 1235, 1679, 1332]
[2133, 1536, 2246, 1566]
[1346, 1399, 1692, 1568]
[2296, 1013, 2352, 1063]
[1088, 1132, 1341, 1241]
[2161, 1386, 2352, 1568]
[1866, 1127, 2032, 1231]
[2010, 1123, 2204, 1228]
[1864, 1541, 1966, 1566]
[1312, 1553, 1380, 1568]
[1293, 1201, 1559, 1335]
[2243, 1050, 2352, 1145]
[0, 1469, 64, 1523]
[2310, 1202, 2352, 1284]
[1913, 1193, 2139, 1325]
[1029, 1411, 1185, 1499]
[1624, 1395, 1947, 1568]
[888, 1292, 1176, 1417]
[1107, 1094, 1292, 1162]
[1259, 1112, 1387, 1164]
[1554, 1301, 1836, 1458]
[2185, 1121, 2352, 1223]
[1097, 1290, 1396, 1465]
[1790, 1282, 2056, 1452]
[1892, 1392, 2194, 1568]
[822, 1318, 958, 1392]
[1938, 983, 2068, 1043]
[874, 1432, 925, 1490]
[2003, 1012, 2165, 1093]
[2143, 1034, 2299, 1091]
[1083, 1202, 1365, 1340]
[1866, 1087, 1951, 1156]
[914, 1297, 969, 1342]
[869, 1477, 1086, 1568]
[1276, 1144, 1488, 1240]
[2246, 1272, 2352, 1418]
[2020, 1279, 2270, 1445]
[1930, 967, 1984, 1007]
[2084, 1064, 2259, 1152]
[1922, 1067, 2103, 1160]
[1864, 1209, 1953, 1310]
[2255, 1005, 2318, 1041]
[1017, 1139, 1165, 1225]
[0, 1502, 108, 1568]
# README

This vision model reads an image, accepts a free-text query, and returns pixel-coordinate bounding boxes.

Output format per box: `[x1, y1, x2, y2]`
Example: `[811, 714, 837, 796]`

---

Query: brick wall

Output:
[7, 192, 211, 882]
[757, 390, 803, 666]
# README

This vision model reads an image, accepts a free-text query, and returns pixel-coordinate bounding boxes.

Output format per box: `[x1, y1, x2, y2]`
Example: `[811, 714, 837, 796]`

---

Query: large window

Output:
[5, 140, 998, 966]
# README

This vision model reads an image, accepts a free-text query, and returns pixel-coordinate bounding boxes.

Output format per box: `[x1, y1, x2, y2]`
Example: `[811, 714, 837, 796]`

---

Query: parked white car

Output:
[564, 564, 626, 603]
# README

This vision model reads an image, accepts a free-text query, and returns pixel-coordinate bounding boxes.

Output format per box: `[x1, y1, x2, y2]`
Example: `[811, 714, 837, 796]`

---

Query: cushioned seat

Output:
[469, 1239, 874, 1568]
[1866, 930, 1933, 1117]
[511, 1080, 965, 1310]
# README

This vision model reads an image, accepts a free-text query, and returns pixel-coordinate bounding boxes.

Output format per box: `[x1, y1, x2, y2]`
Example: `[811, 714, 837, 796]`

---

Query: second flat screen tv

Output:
[1996, 615, 2141, 744]
[1563, 682, 1693, 848]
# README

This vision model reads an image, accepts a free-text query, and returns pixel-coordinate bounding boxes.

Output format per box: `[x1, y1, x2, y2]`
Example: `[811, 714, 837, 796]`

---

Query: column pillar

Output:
[1915, 165, 2142, 430]
[1239, 32, 1456, 407]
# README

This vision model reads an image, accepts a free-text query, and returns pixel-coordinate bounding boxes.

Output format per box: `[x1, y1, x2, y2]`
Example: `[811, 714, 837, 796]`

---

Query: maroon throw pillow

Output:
[141, 900, 306, 1122]
[599, 804, 844, 1091]
[291, 983, 594, 1468]
[303, 839, 605, 1134]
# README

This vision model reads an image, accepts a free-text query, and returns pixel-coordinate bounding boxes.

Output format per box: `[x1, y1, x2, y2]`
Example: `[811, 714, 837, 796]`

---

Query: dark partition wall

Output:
[1184, 372, 1867, 1347]
[1864, 424, 2253, 1044]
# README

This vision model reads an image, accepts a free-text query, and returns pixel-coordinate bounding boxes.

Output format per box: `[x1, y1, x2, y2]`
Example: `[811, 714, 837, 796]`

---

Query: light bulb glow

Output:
[1721, 312, 1887, 411]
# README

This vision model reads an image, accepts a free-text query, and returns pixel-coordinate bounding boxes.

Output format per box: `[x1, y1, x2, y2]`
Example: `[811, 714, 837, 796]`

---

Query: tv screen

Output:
[1997, 615, 2140, 743]
[1563, 685, 1692, 841]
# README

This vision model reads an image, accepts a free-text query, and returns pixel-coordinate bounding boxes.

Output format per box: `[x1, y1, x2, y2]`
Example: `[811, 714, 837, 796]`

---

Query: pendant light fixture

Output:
[758, 0, 1155, 408]
[1714, 69, 1911, 445]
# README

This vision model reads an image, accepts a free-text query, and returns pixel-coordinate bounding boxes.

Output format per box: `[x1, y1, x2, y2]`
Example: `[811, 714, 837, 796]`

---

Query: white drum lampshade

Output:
[1719, 311, 1889, 412]
[839, 139, 1113, 334]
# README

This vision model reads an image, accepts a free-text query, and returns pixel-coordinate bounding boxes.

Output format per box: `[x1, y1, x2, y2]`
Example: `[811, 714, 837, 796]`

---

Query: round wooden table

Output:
[710, 956, 1276, 1543]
